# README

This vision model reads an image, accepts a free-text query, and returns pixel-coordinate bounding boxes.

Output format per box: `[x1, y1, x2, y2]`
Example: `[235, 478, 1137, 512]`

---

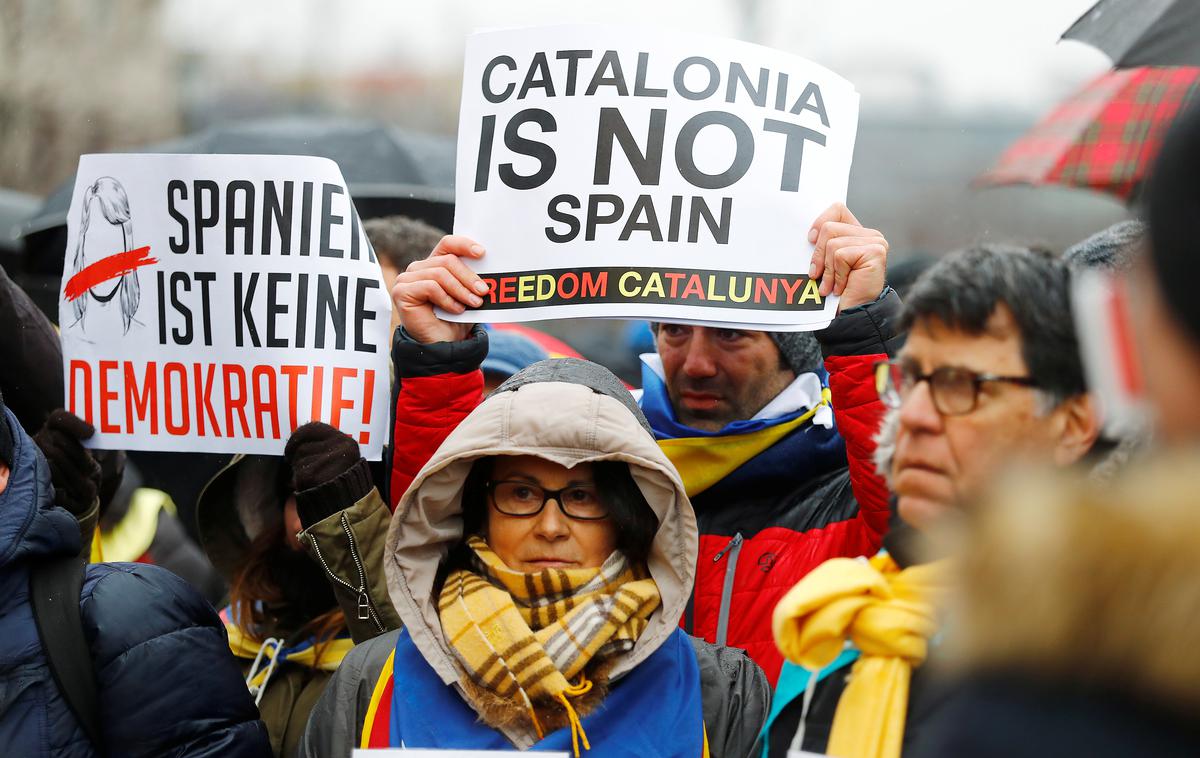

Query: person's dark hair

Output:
[363, 215, 447, 273]
[886, 254, 938, 300]
[227, 463, 344, 660]
[437, 456, 660, 588]
[901, 245, 1085, 407]
[1147, 101, 1200, 347]
[228, 524, 344, 658]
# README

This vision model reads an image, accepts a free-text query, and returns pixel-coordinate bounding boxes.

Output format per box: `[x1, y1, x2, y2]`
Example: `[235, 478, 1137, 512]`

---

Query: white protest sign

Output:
[353, 751, 567, 757]
[1071, 269, 1150, 439]
[448, 24, 859, 329]
[59, 154, 392, 459]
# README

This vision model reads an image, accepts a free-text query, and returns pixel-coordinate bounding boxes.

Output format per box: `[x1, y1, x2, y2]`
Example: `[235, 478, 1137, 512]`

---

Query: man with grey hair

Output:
[877, 244, 1103, 530]
[1062, 219, 1145, 273]
[765, 243, 1109, 756]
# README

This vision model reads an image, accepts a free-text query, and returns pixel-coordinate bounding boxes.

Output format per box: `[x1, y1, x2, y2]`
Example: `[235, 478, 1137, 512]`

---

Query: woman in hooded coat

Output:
[300, 351, 769, 757]
[197, 422, 400, 757]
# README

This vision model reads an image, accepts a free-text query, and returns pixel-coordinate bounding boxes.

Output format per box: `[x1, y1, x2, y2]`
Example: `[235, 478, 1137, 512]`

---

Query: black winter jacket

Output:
[0, 408, 271, 757]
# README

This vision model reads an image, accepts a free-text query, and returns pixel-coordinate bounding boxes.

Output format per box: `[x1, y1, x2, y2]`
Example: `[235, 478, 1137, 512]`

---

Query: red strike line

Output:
[1108, 283, 1144, 395]
[63, 246, 158, 302]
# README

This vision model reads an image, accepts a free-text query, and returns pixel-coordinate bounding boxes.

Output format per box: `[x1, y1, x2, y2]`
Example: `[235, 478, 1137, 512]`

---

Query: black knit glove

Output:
[284, 422, 372, 529]
[33, 409, 101, 517]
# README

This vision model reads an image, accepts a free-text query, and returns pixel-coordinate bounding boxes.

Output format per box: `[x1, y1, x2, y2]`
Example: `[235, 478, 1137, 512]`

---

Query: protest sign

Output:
[1072, 269, 1149, 439]
[448, 24, 860, 329]
[58, 154, 392, 458]
[353, 751, 566, 757]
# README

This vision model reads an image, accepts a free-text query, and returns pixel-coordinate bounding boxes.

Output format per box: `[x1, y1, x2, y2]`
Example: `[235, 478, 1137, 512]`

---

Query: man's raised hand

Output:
[807, 202, 888, 311]
[391, 235, 491, 344]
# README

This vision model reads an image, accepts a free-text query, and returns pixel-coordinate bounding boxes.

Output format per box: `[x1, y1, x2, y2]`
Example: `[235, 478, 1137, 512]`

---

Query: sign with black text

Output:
[449, 25, 860, 329]
[59, 154, 391, 458]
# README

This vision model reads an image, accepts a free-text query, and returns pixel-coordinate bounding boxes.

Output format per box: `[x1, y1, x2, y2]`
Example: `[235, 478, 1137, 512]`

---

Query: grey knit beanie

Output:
[1062, 220, 1145, 273]
[768, 331, 824, 376]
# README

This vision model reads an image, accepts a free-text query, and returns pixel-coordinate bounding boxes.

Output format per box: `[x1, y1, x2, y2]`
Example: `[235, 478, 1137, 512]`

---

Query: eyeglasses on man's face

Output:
[874, 360, 1040, 416]
[486, 480, 609, 521]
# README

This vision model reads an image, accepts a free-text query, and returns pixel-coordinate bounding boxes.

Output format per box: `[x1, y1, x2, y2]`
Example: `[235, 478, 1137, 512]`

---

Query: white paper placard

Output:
[447, 24, 859, 329]
[58, 153, 392, 458]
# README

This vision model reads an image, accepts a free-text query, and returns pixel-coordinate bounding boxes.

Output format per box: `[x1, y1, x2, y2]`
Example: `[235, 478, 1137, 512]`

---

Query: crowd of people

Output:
[3, 83, 1200, 758]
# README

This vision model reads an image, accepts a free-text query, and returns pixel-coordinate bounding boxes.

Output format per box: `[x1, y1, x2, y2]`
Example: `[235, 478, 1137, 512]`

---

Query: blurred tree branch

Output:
[0, 0, 182, 194]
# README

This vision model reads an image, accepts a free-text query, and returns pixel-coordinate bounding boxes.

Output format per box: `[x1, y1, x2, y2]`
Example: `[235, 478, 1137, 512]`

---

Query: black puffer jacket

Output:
[0, 407, 271, 757]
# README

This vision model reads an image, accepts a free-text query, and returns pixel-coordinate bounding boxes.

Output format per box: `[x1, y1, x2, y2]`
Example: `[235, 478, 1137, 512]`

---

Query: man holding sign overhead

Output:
[385, 25, 900, 687]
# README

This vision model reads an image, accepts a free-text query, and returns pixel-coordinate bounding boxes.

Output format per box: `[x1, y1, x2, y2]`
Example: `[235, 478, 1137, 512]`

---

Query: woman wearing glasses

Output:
[299, 349, 769, 757]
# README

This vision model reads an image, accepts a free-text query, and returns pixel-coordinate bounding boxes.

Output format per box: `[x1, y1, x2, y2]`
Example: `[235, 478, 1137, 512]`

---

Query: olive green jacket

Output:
[298, 481, 402, 643]
[197, 456, 401, 756]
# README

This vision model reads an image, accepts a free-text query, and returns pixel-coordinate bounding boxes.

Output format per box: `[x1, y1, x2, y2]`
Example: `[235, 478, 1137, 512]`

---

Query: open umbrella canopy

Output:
[1064, 0, 1200, 68]
[16, 116, 456, 315]
[0, 188, 38, 256]
[975, 66, 1200, 201]
[20, 116, 456, 242]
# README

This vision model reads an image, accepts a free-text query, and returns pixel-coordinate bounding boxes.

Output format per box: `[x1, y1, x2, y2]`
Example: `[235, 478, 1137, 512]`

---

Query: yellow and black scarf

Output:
[439, 536, 661, 753]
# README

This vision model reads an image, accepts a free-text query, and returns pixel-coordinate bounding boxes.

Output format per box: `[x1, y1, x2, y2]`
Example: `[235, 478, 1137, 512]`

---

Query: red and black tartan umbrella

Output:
[975, 66, 1200, 201]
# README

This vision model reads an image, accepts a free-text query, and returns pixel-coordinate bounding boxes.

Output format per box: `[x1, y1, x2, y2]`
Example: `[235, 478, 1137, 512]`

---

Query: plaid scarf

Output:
[439, 536, 661, 754]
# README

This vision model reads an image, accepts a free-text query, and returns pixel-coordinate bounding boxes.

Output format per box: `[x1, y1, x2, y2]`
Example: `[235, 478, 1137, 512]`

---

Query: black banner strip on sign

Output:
[476, 266, 825, 312]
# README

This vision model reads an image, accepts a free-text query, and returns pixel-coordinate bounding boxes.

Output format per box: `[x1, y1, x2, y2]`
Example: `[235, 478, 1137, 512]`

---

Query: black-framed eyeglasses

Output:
[486, 480, 610, 521]
[874, 360, 1040, 416]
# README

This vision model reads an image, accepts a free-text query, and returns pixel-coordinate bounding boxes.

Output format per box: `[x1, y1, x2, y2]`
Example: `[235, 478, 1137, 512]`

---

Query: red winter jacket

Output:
[387, 291, 900, 685]
[388, 328, 487, 502]
[676, 292, 897, 683]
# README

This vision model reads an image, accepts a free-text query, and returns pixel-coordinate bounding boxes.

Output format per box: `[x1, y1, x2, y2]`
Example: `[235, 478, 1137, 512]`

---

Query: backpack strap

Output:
[30, 552, 104, 751]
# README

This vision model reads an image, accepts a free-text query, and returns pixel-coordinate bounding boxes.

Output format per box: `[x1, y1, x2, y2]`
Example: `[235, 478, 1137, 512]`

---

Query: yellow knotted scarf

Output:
[439, 536, 661, 756]
[772, 553, 948, 758]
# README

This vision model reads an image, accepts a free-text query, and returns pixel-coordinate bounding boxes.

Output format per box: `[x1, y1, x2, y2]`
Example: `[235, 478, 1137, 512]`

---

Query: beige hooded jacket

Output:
[300, 358, 769, 758]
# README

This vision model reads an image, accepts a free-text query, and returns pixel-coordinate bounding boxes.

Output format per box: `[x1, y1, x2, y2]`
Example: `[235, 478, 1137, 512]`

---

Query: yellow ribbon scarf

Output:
[226, 621, 353, 686]
[772, 553, 949, 758]
[439, 536, 661, 755]
[658, 388, 832, 498]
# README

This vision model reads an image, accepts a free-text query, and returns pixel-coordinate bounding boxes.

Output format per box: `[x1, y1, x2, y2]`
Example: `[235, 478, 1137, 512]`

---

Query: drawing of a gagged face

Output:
[68, 176, 142, 335]
[80, 198, 128, 300]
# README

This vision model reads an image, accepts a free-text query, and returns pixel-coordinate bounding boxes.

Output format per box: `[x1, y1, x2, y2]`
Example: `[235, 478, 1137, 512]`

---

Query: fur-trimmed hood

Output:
[940, 451, 1200, 717]
[384, 358, 698, 701]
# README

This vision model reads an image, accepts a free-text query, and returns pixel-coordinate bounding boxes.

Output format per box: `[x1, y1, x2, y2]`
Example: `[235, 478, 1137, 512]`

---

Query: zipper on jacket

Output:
[307, 514, 385, 634]
[713, 532, 743, 647]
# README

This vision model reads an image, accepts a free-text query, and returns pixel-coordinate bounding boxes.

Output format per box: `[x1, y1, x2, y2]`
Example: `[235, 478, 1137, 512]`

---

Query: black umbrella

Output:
[22, 116, 455, 240]
[0, 188, 38, 257]
[1063, 0, 1200, 67]
[18, 116, 456, 314]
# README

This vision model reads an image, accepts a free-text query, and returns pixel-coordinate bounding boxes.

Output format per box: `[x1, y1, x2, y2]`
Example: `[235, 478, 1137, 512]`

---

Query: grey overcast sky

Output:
[165, 0, 1111, 117]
